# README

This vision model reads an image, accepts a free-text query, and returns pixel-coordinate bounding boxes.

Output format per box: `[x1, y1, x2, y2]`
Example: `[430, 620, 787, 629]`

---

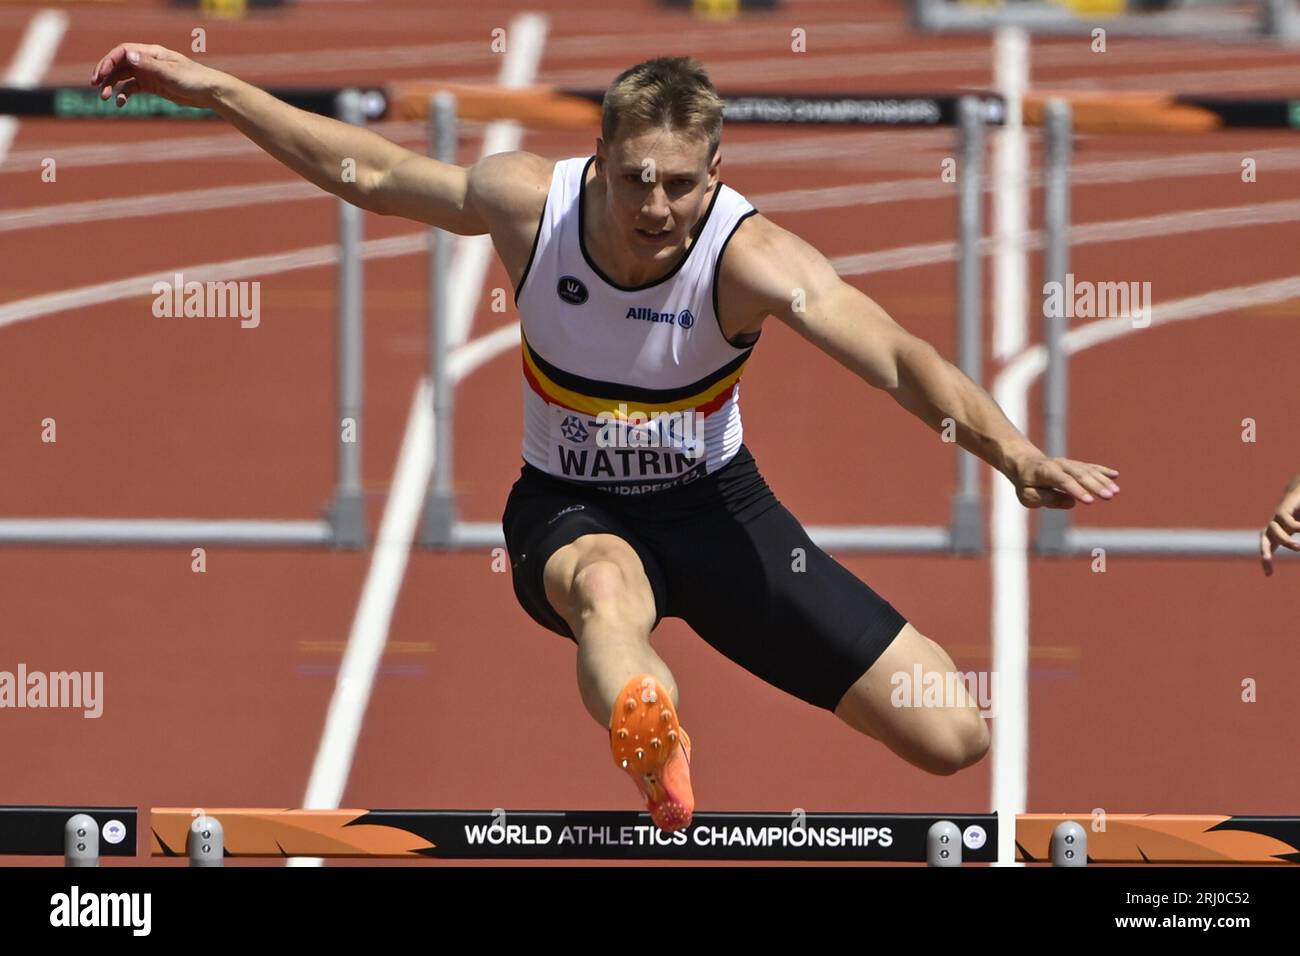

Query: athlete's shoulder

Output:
[466, 150, 555, 226]
[718, 213, 836, 306]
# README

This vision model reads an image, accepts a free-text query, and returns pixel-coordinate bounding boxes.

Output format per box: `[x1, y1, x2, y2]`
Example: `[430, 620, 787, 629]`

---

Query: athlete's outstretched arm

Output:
[90, 42, 488, 233]
[725, 215, 1119, 510]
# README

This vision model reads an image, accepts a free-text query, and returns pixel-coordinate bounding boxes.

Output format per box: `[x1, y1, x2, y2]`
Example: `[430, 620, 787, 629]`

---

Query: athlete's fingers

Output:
[1274, 509, 1300, 535]
[92, 45, 141, 91]
[112, 78, 139, 107]
[1260, 529, 1274, 576]
[1267, 519, 1300, 551]
[1085, 463, 1121, 491]
[1043, 464, 1094, 504]
[1064, 463, 1116, 499]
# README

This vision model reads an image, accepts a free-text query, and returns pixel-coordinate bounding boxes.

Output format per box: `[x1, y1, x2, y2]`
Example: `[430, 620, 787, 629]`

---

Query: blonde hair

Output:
[601, 57, 723, 159]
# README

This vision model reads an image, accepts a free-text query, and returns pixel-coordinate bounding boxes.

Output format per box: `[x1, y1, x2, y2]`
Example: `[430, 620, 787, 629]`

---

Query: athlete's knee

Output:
[572, 560, 654, 625]
[545, 539, 656, 635]
[919, 708, 990, 776]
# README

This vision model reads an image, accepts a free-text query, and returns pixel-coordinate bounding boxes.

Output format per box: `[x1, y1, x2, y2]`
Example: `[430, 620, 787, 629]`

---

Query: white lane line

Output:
[296, 376, 436, 812]
[447, 12, 548, 350]
[39, 19, 893, 86]
[0, 118, 426, 175]
[989, 273, 1300, 866]
[991, 25, 1029, 362]
[0, 180, 318, 233]
[290, 11, 549, 866]
[832, 197, 1300, 276]
[0, 10, 67, 160]
[990, 368, 1032, 868]
[0, 232, 427, 329]
[11, 197, 1300, 332]
[13, 142, 1300, 233]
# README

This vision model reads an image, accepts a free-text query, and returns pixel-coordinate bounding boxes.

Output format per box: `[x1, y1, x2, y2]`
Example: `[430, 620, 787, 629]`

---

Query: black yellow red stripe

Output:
[521, 334, 748, 418]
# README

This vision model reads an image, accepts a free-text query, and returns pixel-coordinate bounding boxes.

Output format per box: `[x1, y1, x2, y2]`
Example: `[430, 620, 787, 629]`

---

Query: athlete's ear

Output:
[594, 138, 606, 177]
[707, 147, 721, 188]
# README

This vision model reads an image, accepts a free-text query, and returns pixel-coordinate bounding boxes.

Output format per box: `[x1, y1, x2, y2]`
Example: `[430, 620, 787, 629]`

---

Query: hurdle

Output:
[396, 86, 1007, 554]
[0, 87, 386, 549]
[0, 806, 137, 866]
[911, 0, 1300, 43]
[1017, 813, 1300, 865]
[1030, 92, 1300, 558]
[149, 808, 998, 865]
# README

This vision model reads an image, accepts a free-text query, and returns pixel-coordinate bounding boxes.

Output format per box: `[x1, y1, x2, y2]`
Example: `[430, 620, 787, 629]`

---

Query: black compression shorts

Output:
[500, 443, 908, 712]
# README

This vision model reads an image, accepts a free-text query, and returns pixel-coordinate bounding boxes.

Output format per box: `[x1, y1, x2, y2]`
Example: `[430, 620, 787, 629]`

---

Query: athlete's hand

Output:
[1009, 455, 1120, 510]
[90, 43, 221, 110]
[1260, 474, 1300, 576]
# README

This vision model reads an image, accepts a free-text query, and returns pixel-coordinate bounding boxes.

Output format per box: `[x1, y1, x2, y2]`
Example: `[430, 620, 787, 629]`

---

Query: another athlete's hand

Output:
[1260, 474, 1300, 576]
[90, 43, 221, 110]
[1009, 455, 1120, 510]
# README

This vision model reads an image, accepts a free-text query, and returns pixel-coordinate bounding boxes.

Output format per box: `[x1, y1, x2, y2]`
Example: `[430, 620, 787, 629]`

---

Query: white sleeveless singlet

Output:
[515, 156, 759, 495]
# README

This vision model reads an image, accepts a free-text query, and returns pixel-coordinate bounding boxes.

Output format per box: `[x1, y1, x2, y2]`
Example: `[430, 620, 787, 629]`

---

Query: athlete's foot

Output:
[609, 674, 694, 831]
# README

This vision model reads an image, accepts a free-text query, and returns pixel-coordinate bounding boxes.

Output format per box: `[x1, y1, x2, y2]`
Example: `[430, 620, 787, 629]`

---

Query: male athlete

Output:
[91, 49, 1121, 830]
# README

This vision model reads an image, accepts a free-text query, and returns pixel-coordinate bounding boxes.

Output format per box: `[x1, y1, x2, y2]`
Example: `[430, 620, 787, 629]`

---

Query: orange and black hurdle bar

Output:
[6, 807, 1300, 865]
[1017, 814, 1300, 866]
[0, 807, 994, 865]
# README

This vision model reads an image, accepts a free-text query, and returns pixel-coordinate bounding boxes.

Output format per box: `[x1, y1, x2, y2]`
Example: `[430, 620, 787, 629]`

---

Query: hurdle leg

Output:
[1051, 820, 1087, 866]
[1036, 98, 1073, 555]
[421, 92, 460, 547]
[188, 815, 225, 867]
[327, 88, 369, 549]
[949, 96, 987, 554]
[64, 814, 99, 867]
[927, 820, 963, 866]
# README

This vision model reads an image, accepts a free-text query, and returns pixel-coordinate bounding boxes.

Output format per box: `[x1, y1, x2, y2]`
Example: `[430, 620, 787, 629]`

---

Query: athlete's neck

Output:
[583, 163, 693, 288]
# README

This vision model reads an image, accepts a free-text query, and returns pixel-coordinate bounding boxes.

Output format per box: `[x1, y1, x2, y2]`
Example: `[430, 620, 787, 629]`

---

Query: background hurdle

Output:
[0, 86, 383, 549]
[1032, 92, 1300, 558]
[912, 0, 1300, 42]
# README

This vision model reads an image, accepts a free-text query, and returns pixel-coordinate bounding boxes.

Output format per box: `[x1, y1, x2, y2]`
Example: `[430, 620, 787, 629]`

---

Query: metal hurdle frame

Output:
[912, 0, 1300, 43]
[1033, 98, 1291, 558]
[0, 89, 371, 550]
[419, 94, 1001, 554]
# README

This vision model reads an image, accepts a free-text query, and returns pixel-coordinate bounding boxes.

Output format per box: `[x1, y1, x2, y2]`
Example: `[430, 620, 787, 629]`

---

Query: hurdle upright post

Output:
[64, 814, 99, 867]
[926, 820, 962, 866]
[1050, 820, 1087, 867]
[188, 815, 224, 867]
[327, 88, 369, 549]
[421, 93, 460, 548]
[950, 96, 987, 553]
[1036, 98, 1072, 555]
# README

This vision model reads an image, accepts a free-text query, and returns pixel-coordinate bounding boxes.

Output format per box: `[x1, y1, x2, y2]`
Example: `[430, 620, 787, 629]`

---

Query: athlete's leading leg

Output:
[834, 623, 991, 775]
[543, 531, 695, 830]
[542, 532, 676, 725]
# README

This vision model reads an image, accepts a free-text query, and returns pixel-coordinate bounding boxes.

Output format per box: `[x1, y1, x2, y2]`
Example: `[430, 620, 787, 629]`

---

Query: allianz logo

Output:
[625, 306, 696, 329]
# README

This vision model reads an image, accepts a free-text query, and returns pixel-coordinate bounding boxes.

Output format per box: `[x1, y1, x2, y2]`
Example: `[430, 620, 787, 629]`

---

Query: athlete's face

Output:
[596, 125, 720, 264]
